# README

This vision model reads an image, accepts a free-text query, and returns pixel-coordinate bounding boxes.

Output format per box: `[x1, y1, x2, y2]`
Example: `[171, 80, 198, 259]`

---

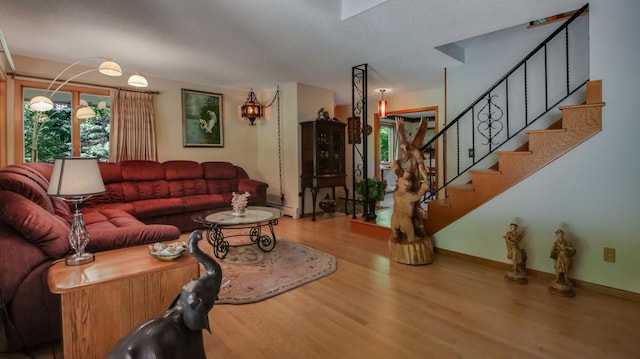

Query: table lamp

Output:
[47, 157, 105, 265]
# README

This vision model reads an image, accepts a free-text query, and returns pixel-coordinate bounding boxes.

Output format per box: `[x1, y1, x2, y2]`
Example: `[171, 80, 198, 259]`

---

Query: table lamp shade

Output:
[48, 157, 105, 198]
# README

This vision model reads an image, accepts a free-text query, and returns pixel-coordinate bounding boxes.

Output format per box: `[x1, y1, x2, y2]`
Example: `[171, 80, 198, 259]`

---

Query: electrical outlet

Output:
[603, 247, 616, 263]
[468, 148, 474, 158]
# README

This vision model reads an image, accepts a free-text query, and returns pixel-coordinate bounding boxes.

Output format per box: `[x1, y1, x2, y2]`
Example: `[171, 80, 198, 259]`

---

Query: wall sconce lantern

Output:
[241, 88, 262, 126]
[377, 88, 389, 118]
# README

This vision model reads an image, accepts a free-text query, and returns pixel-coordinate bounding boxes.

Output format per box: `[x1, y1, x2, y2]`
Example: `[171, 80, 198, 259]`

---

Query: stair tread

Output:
[469, 169, 501, 174]
[447, 184, 474, 192]
[525, 128, 567, 134]
[559, 102, 605, 110]
[427, 198, 450, 207]
[496, 151, 533, 156]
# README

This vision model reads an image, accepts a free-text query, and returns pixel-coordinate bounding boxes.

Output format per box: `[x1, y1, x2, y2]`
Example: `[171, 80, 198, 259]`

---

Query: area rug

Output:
[214, 238, 337, 304]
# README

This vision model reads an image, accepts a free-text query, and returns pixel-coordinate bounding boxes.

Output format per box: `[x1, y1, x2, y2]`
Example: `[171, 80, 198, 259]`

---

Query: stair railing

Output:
[421, 3, 589, 199]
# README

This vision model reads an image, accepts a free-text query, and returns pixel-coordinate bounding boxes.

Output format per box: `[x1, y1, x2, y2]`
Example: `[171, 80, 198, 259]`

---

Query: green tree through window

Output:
[23, 102, 72, 163]
[23, 87, 111, 163]
[380, 126, 390, 162]
[80, 107, 111, 161]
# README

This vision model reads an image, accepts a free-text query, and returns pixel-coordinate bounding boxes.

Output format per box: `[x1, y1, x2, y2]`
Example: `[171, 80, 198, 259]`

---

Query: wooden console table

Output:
[48, 244, 199, 359]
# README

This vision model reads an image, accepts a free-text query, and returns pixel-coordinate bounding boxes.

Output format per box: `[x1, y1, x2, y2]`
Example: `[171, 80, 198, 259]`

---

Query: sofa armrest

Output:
[238, 178, 268, 194]
[87, 225, 181, 252]
[238, 179, 268, 206]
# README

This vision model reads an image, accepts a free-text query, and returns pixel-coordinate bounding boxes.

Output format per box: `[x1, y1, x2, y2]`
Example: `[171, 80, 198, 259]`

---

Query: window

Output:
[20, 82, 110, 163]
[79, 93, 111, 161]
[380, 124, 395, 163]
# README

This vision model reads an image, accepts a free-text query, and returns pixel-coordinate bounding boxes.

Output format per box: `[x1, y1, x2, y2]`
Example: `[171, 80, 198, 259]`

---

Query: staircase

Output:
[425, 80, 604, 234]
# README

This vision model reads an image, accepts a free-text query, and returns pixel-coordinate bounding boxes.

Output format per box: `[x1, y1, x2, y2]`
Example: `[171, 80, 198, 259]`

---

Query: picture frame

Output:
[348, 117, 362, 144]
[182, 89, 224, 147]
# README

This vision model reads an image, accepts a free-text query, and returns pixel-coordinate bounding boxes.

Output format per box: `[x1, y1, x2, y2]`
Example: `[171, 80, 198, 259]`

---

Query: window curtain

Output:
[109, 89, 158, 162]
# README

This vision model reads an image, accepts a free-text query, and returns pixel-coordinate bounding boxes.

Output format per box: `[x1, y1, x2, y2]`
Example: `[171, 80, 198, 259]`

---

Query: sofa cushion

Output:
[206, 179, 238, 195]
[0, 222, 51, 302]
[168, 179, 208, 197]
[164, 160, 203, 180]
[98, 162, 123, 184]
[180, 194, 228, 211]
[202, 161, 237, 179]
[0, 171, 55, 214]
[122, 180, 170, 201]
[83, 201, 135, 214]
[0, 191, 70, 258]
[15, 162, 54, 181]
[120, 160, 165, 181]
[86, 182, 126, 205]
[51, 197, 74, 224]
[130, 198, 185, 217]
[83, 209, 180, 251]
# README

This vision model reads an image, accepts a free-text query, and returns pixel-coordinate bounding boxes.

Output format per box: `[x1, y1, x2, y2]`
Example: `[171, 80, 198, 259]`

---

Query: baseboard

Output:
[435, 248, 640, 302]
[349, 218, 391, 240]
[267, 202, 298, 218]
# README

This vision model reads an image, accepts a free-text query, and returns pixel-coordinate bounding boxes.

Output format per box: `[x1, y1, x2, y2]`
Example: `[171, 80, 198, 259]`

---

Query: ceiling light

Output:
[98, 60, 122, 77]
[128, 73, 148, 88]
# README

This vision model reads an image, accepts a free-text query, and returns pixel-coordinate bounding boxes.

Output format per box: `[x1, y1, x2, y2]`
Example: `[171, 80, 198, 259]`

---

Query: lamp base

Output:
[65, 252, 95, 266]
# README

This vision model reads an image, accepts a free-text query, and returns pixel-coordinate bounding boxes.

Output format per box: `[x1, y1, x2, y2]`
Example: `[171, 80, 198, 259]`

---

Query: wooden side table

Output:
[48, 244, 200, 359]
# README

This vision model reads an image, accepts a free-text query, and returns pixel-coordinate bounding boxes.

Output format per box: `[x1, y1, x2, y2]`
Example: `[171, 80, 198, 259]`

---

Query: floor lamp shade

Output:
[48, 157, 105, 198]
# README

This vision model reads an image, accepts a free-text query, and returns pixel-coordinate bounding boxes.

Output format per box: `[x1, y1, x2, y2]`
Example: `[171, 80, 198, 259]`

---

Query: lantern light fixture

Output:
[241, 88, 263, 126]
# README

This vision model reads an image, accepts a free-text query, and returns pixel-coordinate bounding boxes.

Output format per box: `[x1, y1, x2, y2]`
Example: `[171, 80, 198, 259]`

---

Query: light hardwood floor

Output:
[4, 214, 640, 359]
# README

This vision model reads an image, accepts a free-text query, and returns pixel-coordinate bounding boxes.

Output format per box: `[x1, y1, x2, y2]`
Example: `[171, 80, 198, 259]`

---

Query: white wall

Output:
[436, 0, 640, 294]
[256, 82, 300, 218]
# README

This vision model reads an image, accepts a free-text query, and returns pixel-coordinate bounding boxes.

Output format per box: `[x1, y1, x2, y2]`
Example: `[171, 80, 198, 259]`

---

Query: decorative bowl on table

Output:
[149, 241, 187, 261]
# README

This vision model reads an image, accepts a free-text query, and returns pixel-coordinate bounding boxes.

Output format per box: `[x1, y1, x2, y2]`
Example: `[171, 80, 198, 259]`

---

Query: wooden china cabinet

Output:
[300, 120, 348, 221]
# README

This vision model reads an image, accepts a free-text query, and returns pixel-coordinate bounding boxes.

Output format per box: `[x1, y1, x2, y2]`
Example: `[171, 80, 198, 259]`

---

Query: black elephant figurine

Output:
[106, 230, 222, 359]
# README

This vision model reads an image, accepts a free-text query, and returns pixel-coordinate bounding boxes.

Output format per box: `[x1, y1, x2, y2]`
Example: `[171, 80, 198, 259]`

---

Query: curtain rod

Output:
[7, 72, 160, 95]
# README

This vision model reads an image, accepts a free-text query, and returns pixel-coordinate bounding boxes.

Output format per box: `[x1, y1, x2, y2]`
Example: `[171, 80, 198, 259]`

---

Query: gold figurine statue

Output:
[549, 229, 577, 297]
[503, 223, 527, 284]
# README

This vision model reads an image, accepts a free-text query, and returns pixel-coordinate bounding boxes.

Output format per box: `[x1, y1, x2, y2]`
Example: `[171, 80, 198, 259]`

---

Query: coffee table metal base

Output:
[205, 219, 278, 259]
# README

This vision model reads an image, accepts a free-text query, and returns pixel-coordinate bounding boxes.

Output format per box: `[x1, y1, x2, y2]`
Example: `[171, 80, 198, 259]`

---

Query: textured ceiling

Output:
[0, 0, 585, 104]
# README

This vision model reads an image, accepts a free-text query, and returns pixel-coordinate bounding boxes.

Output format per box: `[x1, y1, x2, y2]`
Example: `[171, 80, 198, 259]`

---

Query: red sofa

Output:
[83, 160, 268, 231]
[0, 160, 267, 352]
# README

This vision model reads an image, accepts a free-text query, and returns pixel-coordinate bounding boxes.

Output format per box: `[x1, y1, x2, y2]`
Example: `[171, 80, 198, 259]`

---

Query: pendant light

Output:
[377, 89, 388, 118]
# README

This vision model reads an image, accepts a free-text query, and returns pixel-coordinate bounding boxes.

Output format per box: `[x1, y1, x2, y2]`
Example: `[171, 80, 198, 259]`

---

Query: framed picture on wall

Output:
[347, 117, 362, 144]
[182, 89, 224, 147]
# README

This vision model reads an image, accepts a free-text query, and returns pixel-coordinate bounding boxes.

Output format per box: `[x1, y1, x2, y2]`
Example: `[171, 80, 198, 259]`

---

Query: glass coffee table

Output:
[192, 206, 281, 259]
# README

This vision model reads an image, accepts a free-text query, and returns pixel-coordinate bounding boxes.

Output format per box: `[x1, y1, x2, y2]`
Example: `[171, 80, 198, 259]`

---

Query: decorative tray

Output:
[149, 241, 187, 261]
